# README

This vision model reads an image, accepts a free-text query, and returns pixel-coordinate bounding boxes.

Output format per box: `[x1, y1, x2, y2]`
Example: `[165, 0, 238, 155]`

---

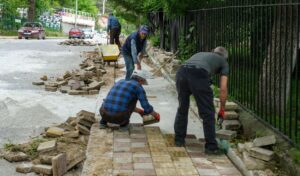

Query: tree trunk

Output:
[27, 0, 35, 22]
[259, 1, 299, 115]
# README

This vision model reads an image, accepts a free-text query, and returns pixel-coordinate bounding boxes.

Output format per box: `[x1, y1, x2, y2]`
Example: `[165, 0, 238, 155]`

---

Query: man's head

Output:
[131, 70, 148, 85]
[213, 46, 228, 59]
[138, 25, 149, 40]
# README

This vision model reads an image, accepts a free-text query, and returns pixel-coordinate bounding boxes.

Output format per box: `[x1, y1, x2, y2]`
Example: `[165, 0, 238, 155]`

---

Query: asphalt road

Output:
[0, 39, 100, 176]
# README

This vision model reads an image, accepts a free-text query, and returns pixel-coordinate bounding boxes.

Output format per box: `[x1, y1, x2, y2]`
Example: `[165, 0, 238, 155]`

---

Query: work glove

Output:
[217, 108, 225, 128]
[153, 112, 160, 121]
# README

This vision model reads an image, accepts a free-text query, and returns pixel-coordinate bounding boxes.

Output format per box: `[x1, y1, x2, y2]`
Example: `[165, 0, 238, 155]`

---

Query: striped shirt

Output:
[102, 79, 153, 115]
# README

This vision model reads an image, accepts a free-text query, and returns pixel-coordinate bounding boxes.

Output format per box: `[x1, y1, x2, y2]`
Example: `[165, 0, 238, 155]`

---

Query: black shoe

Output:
[175, 140, 185, 147]
[204, 148, 224, 155]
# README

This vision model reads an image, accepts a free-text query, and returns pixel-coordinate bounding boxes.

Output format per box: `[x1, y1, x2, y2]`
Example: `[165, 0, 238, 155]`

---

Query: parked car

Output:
[82, 28, 94, 39]
[18, 22, 46, 40]
[69, 28, 84, 39]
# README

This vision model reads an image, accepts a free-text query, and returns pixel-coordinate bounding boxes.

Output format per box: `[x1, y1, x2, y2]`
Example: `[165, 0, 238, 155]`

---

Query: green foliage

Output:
[177, 23, 196, 63]
[149, 35, 160, 47]
[45, 28, 66, 37]
[289, 148, 300, 165]
[3, 140, 22, 152]
[25, 138, 47, 159]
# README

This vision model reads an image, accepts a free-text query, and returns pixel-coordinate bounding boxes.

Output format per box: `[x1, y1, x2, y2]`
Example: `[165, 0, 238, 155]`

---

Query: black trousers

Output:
[109, 27, 121, 48]
[174, 66, 217, 150]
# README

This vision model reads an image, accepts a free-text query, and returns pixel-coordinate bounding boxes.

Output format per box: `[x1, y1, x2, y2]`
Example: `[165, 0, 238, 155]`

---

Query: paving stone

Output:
[77, 110, 95, 119]
[113, 152, 132, 158]
[222, 120, 241, 130]
[67, 152, 86, 170]
[242, 151, 265, 170]
[63, 130, 79, 138]
[224, 111, 239, 119]
[225, 102, 239, 111]
[217, 166, 241, 175]
[57, 80, 67, 86]
[151, 152, 170, 157]
[16, 163, 33, 173]
[155, 168, 177, 176]
[114, 146, 131, 152]
[113, 157, 132, 164]
[176, 167, 198, 175]
[60, 86, 71, 93]
[169, 151, 189, 159]
[46, 127, 64, 137]
[253, 135, 276, 147]
[197, 168, 221, 176]
[133, 157, 152, 163]
[150, 146, 168, 152]
[45, 86, 58, 92]
[188, 152, 207, 158]
[192, 158, 216, 169]
[244, 142, 254, 152]
[131, 147, 150, 153]
[249, 147, 274, 161]
[113, 163, 133, 170]
[131, 142, 147, 148]
[82, 81, 103, 91]
[130, 133, 147, 139]
[216, 129, 237, 140]
[237, 143, 245, 153]
[68, 90, 87, 95]
[89, 90, 99, 95]
[85, 65, 96, 71]
[148, 141, 167, 148]
[152, 155, 172, 163]
[77, 124, 90, 135]
[134, 162, 154, 170]
[32, 164, 53, 175]
[133, 169, 156, 176]
[45, 82, 59, 87]
[115, 138, 131, 143]
[3, 151, 29, 162]
[52, 153, 67, 176]
[113, 169, 133, 176]
[78, 118, 94, 128]
[32, 81, 44, 85]
[133, 152, 151, 158]
[167, 147, 186, 152]
[37, 140, 57, 153]
[40, 155, 54, 164]
[153, 162, 174, 168]
[185, 146, 204, 153]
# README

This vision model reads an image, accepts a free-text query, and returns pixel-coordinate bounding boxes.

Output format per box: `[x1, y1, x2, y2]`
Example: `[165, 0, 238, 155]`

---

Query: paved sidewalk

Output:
[82, 123, 241, 176]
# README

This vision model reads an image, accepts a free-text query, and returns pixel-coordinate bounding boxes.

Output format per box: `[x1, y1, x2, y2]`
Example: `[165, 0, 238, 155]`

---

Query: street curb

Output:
[227, 148, 254, 176]
[0, 36, 67, 39]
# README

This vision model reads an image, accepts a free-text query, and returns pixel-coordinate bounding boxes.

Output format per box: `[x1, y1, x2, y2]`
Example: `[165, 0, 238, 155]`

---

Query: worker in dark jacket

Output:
[99, 70, 160, 129]
[174, 47, 229, 155]
[122, 25, 148, 80]
[107, 13, 121, 48]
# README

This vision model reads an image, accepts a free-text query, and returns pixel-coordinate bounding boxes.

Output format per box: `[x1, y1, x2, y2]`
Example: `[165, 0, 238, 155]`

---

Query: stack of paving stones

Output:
[215, 98, 241, 141]
[58, 39, 97, 46]
[32, 50, 106, 95]
[236, 135, 277, 174]
[1, 110, 96, 176]
[82, 123, 241, 176]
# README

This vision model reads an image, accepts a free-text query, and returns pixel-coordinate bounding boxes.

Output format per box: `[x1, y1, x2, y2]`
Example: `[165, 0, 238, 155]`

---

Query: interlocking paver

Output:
[155, 168, 177, 176]
[133, 169, 156, 176]
[133, 157, 153, 163]
[197, 168, 221, 176]
[176, 167, 198, 175]
[152, 155, 172, 163]
[113, 169, 133, 176]
[113, 163, 133, 170]
[134, 163, 154, 170]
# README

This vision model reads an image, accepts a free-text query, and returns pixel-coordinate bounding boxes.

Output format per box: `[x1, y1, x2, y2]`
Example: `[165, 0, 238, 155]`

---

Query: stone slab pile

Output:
[58, 39, 97, 46]
[33, 50, 106, 95]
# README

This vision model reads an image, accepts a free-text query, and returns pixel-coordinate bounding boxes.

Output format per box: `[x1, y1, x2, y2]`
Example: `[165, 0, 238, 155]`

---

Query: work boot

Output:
[175, 141, 185, 147]
[204, 148, 224, 155]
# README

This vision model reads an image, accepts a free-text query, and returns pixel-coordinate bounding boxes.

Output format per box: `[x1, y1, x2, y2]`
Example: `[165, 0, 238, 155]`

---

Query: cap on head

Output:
[213, 46, 228, 59]
[139, 25, 149, 35]
[131, 70, 148, 85]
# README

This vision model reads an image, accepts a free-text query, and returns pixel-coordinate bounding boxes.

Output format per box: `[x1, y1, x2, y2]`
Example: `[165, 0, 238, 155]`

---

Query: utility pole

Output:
[75, 0, 78, 28]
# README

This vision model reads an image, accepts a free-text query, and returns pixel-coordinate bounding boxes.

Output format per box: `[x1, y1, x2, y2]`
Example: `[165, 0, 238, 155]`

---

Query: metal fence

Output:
[149, 0, 300, 146]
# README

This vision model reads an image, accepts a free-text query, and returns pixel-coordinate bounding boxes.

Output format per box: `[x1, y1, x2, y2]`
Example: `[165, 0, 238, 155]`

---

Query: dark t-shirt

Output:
[184, 52, 229, 76]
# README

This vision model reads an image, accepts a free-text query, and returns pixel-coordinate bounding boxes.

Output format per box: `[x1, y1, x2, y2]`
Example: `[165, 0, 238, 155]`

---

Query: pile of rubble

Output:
[58, 39, 97, 46]
[32, 51, 106, 95]
[0, 110, 96, 176]
[237, 135, 277, 175]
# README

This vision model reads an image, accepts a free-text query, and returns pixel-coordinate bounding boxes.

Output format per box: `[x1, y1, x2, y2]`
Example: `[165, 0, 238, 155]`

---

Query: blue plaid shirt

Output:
[102, 79, 153, 115]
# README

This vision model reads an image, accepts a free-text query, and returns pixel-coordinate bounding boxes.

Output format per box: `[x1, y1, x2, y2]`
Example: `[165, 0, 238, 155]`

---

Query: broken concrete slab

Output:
[77, 124, 90, 135]
[63, 130, 79, 138]
[82, 81, 104, 91]
[32, 81, 44, 86]
[57, 80, 67, 86]
[40, 75, 48, 81]
[78, 118, 94, 128]
[37, 140, 57, 153]
[68, 90, 88, 95]
[85, 65, 96, 71]
[249, 147, 274, 161]
[32, 164, 53, 175]
[237, 143, 245, 153]
[216, 129, 237, 140]
[222, 120, 241, 130]
[225, 102, 239, 111]
[244, 142, 254, 152]
[253, 135, 276, 147]
[3, 151, 29, 162]
[67, 152, 86, 171]
[46, 127, 64, 137]
[89, 90, 99, 95]
[77, 110, 95, 121]
[40, 155, 54, 164]
[16, 163, 33, 173]
[52, 153, 67, 176]
[68, 80, 82, 90]
[63, 71, 72, 79]
[242, 151, 266, 170]
[45, 82, 59, 87]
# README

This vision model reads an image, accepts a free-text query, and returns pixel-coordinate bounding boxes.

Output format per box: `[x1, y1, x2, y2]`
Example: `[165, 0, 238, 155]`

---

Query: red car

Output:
[18, 22, 46, 39]
[69, 28, 84, 39]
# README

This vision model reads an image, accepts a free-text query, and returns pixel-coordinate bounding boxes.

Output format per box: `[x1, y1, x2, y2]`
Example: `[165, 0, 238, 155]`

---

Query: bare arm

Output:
[219, 75, 228, 110]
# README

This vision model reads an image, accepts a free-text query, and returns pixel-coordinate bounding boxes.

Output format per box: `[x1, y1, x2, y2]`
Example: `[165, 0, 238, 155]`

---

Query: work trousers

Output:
[109, 27, 121, 48]
[174, 65, 217, 150]
[123, 53, 134, 80]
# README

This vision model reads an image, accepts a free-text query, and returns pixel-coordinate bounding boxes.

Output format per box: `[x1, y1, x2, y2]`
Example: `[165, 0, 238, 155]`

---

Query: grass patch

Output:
[289, 148, 300, 165]
[45, 29, 66, 37]
[24, 138, 48, 159]
[3, 140, 22, 152]
[0, 29, 17, 36]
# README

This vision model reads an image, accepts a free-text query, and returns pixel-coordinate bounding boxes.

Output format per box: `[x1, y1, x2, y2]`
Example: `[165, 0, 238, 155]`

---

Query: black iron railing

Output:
[149, 0, 300, 146]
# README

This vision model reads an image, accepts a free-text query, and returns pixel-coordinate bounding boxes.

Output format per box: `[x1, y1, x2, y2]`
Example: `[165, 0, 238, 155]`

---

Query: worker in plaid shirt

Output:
[99, 70, 160, 129]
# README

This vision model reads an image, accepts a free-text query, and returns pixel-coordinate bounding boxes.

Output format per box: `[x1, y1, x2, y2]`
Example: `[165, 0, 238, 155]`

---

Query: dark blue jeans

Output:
[174, 66, 217, 150]
[123, 53, 134, 80]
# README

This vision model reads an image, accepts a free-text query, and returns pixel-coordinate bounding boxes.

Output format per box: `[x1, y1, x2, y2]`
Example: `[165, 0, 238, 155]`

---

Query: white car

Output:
[82, 29, 95, 39]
